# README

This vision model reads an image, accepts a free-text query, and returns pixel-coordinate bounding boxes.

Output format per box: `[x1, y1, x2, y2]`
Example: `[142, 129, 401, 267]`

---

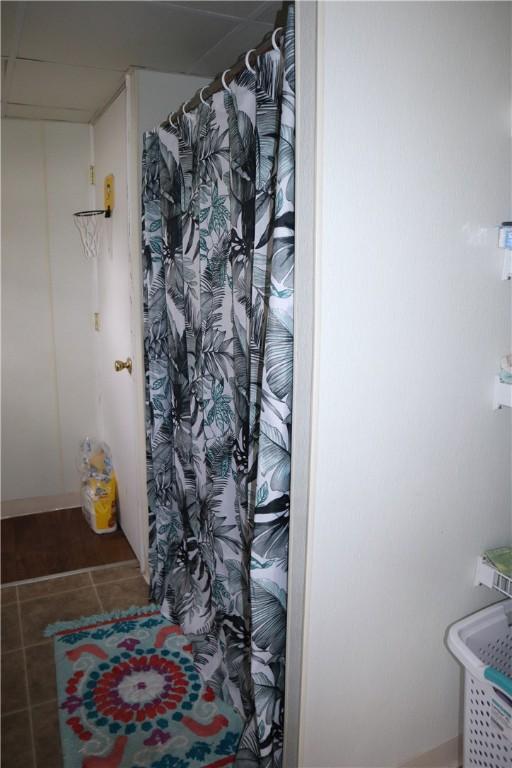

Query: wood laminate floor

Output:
[1, 508, 136, 583]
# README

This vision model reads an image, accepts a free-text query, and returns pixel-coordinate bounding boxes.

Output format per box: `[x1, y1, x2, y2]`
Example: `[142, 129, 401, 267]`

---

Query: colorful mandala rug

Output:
[45, 606, 243, 768]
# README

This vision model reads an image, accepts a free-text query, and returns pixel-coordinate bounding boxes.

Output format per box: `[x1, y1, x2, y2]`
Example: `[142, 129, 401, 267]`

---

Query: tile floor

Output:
[1, 561, 151, 768]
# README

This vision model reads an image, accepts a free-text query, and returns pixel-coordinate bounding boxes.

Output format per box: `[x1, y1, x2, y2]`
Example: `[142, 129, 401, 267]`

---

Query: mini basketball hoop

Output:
[73, 209, 105, 260]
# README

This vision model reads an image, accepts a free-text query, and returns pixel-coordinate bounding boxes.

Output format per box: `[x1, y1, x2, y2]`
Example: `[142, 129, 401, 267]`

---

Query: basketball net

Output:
[73, 210, 104, 260]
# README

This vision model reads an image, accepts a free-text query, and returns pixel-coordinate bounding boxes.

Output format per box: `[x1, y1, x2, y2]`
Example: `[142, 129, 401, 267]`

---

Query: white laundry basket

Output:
[447, 600, 512, 768]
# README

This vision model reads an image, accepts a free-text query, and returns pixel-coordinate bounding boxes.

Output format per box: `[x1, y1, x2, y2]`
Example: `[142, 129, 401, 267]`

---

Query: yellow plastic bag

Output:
[79, 439, 118, 534]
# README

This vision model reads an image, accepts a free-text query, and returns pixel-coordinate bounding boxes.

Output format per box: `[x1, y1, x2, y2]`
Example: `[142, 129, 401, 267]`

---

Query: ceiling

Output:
[1, 1, 283, 123]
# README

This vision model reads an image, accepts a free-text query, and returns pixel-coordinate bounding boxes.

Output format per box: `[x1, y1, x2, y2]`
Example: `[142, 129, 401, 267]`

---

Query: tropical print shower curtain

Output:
[142, 7, 294, 766]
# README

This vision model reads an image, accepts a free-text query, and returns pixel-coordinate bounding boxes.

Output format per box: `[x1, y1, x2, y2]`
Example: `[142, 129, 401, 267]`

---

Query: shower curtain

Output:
[142, 8, 294, 766]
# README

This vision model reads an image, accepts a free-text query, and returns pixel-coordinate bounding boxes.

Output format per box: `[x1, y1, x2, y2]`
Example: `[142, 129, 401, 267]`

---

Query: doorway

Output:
[1, 5, 299, 768]
[1, 2, 282, 589]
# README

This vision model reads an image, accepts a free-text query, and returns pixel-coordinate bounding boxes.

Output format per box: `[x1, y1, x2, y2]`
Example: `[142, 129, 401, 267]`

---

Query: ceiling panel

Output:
[1, 0, 284, 124]
[18, 2, 238, 74]
[1, 2, 17, 57]
[253, 1, 283, 25]
[165, 1, 275, 21]
[10, 59, 125, 111]
[5, 103, 93, 123]
[190, 20, 272, 77]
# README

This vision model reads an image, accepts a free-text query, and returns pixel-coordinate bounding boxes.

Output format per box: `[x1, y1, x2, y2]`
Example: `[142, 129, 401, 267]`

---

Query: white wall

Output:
[135, 69, 206, 137]
[1, 119, 97, 504]
[301, 3, 512, 767]
[45, 124, 99, 493]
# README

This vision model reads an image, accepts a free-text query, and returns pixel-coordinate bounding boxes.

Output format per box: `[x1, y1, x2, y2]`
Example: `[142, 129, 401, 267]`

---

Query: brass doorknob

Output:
[114, 357, 132, 374]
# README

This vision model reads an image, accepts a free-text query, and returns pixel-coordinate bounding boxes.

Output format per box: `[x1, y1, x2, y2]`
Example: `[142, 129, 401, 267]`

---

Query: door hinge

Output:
[89, 165, 95, 185]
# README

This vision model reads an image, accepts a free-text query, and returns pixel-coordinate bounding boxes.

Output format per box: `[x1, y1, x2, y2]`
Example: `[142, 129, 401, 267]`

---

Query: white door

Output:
[93, 88, 147, 570]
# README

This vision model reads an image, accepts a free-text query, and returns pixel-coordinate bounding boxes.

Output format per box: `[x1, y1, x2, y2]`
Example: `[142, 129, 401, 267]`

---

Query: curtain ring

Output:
[199, 86, 209, 107]
[272, 27, 283, 50]
[245, 49, 256, 74]
[169, 113, 178, 129]
[182, 101, 191, 117]
[221, 69, 232, 92]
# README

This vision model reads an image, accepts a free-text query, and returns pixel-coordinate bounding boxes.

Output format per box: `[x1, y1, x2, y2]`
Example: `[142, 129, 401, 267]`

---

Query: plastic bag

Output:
[79, 438, 118, 534]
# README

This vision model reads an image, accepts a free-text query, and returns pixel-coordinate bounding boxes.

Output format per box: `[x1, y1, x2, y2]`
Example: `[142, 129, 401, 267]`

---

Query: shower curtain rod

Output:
[160, 26, 284, 129]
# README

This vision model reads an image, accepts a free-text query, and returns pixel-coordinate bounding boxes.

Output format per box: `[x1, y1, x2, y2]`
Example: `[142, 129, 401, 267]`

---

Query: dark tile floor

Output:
[1, 561, 150, 768]
[1, 509, 136, 583]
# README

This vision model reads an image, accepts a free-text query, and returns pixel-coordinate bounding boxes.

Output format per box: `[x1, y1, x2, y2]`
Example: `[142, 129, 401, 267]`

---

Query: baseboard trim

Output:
[399, 735, 462, 768]
[1, 493, 81, 519]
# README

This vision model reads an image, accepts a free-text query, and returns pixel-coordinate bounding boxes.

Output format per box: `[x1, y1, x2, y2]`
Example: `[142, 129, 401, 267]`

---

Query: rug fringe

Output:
[44, 603, 160, 637]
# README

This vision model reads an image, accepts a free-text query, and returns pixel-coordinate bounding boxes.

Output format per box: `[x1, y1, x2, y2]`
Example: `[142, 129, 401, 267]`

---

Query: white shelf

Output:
[493, 376, 512, 410]
[474, 556, 512, 599]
